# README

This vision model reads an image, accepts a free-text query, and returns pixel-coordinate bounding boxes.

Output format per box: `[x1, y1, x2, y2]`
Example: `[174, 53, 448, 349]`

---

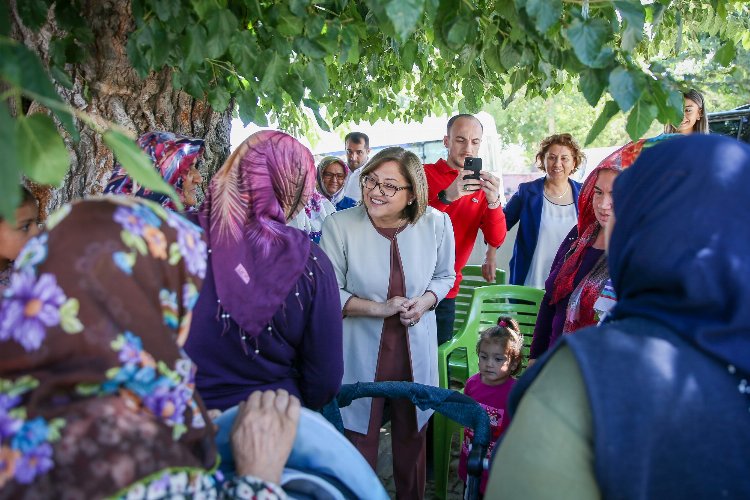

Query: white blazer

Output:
[320, 205, 456, 433]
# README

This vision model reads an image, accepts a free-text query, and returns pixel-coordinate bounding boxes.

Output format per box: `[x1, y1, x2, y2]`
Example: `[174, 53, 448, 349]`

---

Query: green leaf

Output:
[103, 130, 183, 210]
[525, 0, 562, 34]
[181, 24, 207, 70]
[614, 0, 645, 51]
[462, 78, 483, 113]
[290, 0, 310, 17]
[60, 298, 84, 334]
[205, 9, 238, 58]
[579, 68, 606, 106]
[565, 17, 612, 67]
[207, 86, 231, 112]
[282, 72, 305, 104]
[0, 102, 22, 222]
[500, 42, 521, 69]
[168, 242, 181, 265]
[401, 40, 419, 70]
[651, 81, 683, 125]
[17, 0, 50, 30]
[0, 41, 79, 141]
[229, 31, 258, 76]
[625, 98, 657, 140]
[277, 12, 305, 36]
[385, 0, 425, 42]
[303, 60, 329, 99]
[260, 53, 286, 93]
[608, 67, 644, 112]
[50, 65, 74, 89]
[0, 0, 10, 36]
[296, 37, 329, 59]
[16, 114, 69, 185]
[483, 43, 504, 74]
[303, 98, 330, 132]
[444, 14, 473, 51]
[585, 100, 620, 145]
[713, 42, 736, 67]
[190, 0, 213, 19]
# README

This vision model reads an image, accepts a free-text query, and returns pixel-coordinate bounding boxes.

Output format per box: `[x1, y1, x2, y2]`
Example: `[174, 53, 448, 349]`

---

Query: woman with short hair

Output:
[320, 147, 455, 500]
[504, 133, 585, 288]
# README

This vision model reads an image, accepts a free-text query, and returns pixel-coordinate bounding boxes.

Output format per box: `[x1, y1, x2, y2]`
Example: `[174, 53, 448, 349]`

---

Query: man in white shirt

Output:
[341, 132, 371, 202]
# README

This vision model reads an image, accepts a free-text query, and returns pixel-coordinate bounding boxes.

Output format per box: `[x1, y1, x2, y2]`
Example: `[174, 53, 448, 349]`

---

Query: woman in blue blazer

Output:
[504, 134, 584, 288]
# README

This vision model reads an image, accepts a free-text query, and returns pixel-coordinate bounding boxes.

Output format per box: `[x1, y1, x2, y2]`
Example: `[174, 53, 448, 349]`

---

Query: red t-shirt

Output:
[425, 159, 507, 297]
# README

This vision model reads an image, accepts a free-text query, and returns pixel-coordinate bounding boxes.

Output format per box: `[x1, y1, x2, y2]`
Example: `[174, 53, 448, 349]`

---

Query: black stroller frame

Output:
[321, 381, 491, 500]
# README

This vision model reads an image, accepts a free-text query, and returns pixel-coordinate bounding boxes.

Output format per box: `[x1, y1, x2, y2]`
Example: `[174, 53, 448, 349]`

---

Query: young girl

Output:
[0, 187, 41, 292]
[458, 316, 525, 498]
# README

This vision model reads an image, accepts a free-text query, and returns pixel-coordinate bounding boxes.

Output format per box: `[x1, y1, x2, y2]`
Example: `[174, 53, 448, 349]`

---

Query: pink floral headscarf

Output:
[199, 130, 315, 340]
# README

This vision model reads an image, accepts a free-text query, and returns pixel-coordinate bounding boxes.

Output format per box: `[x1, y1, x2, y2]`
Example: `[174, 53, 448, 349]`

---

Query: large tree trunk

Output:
[10, 0, 230, 218]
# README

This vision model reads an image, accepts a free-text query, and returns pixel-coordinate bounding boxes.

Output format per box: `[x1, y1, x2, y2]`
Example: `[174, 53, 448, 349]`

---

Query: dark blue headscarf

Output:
[609, 134, 750, 374]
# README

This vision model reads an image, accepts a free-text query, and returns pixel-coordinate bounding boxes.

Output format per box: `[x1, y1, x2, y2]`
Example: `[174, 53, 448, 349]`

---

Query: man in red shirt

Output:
[425, 114, 507, 344]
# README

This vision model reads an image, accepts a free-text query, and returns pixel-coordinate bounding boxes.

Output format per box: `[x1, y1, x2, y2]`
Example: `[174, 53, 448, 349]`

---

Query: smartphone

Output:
[463, 157, 482, 180]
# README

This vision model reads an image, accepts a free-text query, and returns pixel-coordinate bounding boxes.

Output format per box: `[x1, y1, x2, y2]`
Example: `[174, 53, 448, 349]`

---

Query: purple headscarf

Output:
[199, 131, 315, 339]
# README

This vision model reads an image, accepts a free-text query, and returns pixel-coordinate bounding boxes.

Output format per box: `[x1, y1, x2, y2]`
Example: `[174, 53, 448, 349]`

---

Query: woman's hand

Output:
[399, 293, 437, 327]
[231, 389, 301, 484]
[381, 296, 410, 317]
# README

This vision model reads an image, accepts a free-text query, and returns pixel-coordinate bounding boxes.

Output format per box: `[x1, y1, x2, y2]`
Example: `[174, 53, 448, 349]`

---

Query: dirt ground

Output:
[376, 423, 465, 500]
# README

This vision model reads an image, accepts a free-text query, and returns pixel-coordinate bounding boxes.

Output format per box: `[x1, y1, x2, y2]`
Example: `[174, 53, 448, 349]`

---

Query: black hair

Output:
[344, 132, 370, 148]
[0, 186, 38, 223]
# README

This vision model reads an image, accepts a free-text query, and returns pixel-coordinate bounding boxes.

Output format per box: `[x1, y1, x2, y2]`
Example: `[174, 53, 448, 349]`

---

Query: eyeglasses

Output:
[322, 172, 346, 181]
[361, 175, 412, 197]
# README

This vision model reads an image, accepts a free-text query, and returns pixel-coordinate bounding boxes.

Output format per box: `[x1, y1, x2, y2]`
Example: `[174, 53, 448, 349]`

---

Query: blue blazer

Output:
[503, 176, 582, 285]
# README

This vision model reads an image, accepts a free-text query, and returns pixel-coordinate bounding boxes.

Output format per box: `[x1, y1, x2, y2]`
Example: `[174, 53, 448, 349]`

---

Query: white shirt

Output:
[341, 165, 364, 202]
[524, 197, 578, 290]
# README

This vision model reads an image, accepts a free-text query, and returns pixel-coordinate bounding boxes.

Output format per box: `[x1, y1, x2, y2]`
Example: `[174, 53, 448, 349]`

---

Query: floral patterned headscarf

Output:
[104, 131, 205, 210]
[198, 130, 315, 344]
[0, 198, 215, 497]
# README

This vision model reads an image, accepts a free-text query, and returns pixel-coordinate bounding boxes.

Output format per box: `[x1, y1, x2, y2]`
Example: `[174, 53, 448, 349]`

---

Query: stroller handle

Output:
[334, 381, 491, 446]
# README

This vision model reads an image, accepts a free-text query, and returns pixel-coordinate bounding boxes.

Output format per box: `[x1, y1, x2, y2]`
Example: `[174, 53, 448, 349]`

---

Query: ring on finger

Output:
[409, 321, 416, 327]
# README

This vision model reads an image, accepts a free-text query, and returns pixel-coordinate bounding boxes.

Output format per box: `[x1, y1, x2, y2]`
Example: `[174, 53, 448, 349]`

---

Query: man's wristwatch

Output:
[437, 190, 452, 205]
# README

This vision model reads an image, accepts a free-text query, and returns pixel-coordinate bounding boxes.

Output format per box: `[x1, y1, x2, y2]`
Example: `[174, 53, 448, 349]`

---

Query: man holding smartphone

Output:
[425, 114, 507, 345]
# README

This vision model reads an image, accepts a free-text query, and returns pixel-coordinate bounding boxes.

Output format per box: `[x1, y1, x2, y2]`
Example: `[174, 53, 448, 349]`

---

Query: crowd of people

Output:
[2, 89, 749, 499]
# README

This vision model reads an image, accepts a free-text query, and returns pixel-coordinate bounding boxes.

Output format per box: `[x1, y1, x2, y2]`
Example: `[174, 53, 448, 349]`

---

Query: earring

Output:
[408, 200, 413, 205]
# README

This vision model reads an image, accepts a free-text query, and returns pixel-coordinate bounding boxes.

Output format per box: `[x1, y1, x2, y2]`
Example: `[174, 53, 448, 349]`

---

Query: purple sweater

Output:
[185, 243, 344, 411]
[530, 226, 604, 359]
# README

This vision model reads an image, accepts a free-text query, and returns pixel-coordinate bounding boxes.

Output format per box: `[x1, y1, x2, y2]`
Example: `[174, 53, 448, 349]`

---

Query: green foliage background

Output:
[1, 0, 749, 218]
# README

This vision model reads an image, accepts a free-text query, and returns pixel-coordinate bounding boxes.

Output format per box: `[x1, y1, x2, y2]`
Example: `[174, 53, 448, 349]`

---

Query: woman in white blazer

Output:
[320, 147, 455, 499]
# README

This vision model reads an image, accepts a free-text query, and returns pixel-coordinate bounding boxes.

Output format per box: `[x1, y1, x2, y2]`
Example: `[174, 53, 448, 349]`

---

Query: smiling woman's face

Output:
[677, 98, 702, 134]
[322, 161, 347, 195]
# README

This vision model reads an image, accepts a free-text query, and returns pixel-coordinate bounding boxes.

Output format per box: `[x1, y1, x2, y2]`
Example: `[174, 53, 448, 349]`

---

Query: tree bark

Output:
[10, 0, 231, 218]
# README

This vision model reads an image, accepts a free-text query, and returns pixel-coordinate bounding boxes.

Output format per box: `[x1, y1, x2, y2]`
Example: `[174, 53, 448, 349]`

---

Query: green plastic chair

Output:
[432, 284, 545, 500]
[449, 265, 507, 382]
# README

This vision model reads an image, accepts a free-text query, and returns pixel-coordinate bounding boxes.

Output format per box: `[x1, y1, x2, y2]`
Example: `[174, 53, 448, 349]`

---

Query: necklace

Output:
[544, 183, 569, 200]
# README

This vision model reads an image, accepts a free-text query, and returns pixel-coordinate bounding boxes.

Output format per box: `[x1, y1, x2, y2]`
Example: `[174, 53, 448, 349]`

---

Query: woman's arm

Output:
[503, 186, 524, 231]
